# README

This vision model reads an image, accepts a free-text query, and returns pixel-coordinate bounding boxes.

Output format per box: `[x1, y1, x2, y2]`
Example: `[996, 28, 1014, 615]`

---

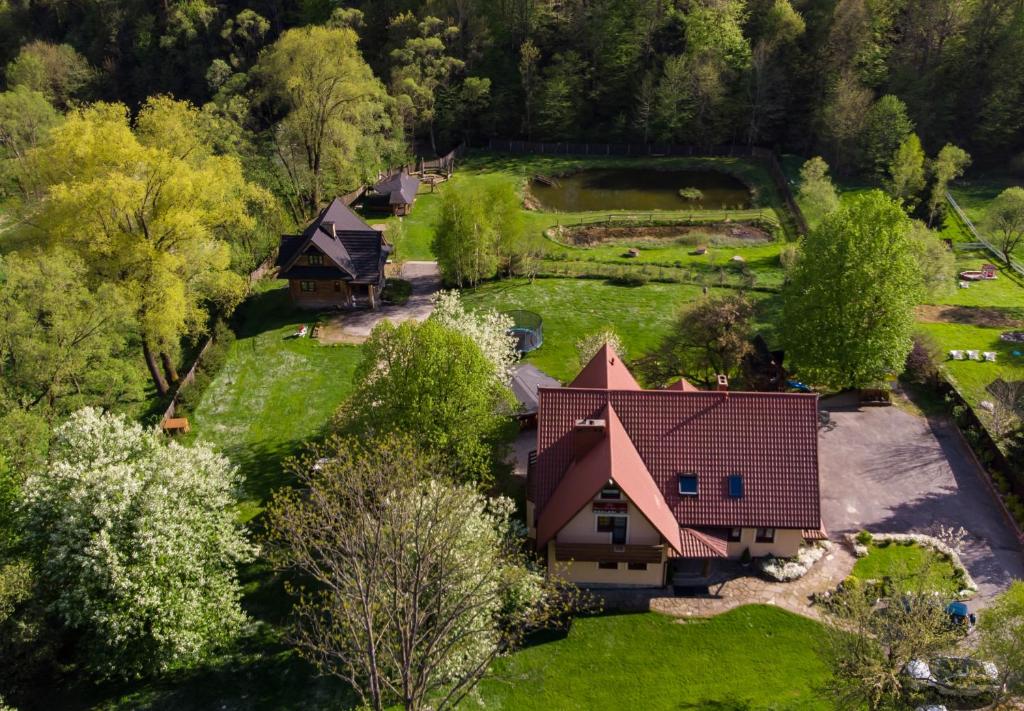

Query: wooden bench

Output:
[162, 417, 191, 434]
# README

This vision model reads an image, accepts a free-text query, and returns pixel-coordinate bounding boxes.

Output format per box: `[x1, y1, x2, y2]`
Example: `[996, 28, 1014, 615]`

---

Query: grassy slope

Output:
[460, 278, 778, 383]
[471, 606, 833, 711]
[192, 281, 362, 521]
[852, 542, 962, 595]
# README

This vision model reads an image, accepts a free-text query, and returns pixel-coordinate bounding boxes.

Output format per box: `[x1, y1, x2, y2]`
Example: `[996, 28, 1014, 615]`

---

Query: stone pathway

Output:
[598, 543, 857, 622]
[319, 261, 441, 343]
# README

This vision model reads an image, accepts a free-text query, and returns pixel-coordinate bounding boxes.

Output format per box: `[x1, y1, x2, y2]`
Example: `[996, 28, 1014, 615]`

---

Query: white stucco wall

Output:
[554, 493, 660, 545]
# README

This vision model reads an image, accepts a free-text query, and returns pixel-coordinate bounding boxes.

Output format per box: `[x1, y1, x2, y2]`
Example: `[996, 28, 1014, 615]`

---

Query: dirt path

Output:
[916, 304, 1023, 328]
[319, 261, 441, 344]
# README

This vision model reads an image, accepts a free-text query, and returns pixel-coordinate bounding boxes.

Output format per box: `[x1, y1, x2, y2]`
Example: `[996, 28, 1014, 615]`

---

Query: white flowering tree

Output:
[266, 435, 572, 711]
[21, 408, 255, 678]
[575, 328, 624, 367]
[431, 290, 518, 385]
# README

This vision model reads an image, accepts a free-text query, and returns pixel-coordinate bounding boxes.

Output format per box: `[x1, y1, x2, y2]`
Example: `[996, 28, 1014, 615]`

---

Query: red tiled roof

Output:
[675, 527, 729, 558]
[666, 377, 700, 392]
[569, 343, 641, 390]
[802, 526, 829, 541]
[535, 403, 683, 555]
[534, 351, 820, 532]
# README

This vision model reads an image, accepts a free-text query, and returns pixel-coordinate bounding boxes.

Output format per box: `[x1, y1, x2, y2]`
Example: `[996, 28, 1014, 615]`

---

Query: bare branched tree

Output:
[265, 434, 579, 711]
[819, 561, 960, 710]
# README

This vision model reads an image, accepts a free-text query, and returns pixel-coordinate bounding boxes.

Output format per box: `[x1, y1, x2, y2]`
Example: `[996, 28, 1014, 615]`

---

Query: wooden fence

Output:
[946, 191, 1024, 278]
[556, 208, 778, 228]
[485, 139, 807, 236]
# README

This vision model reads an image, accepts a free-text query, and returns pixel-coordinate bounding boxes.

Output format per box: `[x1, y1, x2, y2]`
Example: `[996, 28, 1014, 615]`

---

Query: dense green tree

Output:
[908, 222, 956, 299]
[0, 87, 59, 191]
[783, 191, 922, 389]
[0, 249, 143, 415]
[255, 25, 402, 219]
[336, 320, 515, 485]
[22, 408, 255, 679]
[796, 156, 840, 227]
[887, 133, 927, 209]
[535, 51, 588, 141]
[433, 181, 524, 287]
[662, 294, 755, 385]
[818, 72, 872, 174]
[518, 39, 541, 139]
[926, 144, 971, 227]
[984, 187, 1024, 265]
[5, 41, 94, 109]
[19, 100, 271, 394]
[388, 14, 464, 153]
[860, 95, 914, 178]
[747, 0, 805, 144]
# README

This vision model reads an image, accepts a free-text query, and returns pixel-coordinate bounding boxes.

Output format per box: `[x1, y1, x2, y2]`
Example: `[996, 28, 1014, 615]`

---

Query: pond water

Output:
[529, 168, 752, 212]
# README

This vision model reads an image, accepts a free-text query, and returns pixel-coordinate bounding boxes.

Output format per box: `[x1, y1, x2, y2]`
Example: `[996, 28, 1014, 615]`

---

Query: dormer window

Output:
[728, 474, 744, 498]
[599, 483, 621, 500]
[307, 253, 324, 266]
[678, 474, 699, 497]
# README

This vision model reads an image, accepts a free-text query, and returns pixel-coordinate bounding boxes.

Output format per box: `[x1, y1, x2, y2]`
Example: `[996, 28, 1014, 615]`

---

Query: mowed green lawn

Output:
[852, 542, 963, 596]
[470, 606, 833, 711]
[460, 277, 779, 383]
[917, 252, 1024, 420]
[192, 281, 362, 521]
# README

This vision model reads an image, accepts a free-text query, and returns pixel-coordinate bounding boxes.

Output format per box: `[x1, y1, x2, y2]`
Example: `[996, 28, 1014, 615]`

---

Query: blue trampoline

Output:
[505, 310, 543, 353]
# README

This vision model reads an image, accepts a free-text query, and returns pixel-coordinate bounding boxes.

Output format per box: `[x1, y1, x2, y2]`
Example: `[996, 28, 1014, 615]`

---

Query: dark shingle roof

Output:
[277, 198, 388, 283]
[534, 357, 820, 531]
[374, 172, 420, 205]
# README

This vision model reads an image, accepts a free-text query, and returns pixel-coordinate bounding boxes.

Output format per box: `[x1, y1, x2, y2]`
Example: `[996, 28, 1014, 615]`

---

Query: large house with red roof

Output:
[526, 344, 824, 587]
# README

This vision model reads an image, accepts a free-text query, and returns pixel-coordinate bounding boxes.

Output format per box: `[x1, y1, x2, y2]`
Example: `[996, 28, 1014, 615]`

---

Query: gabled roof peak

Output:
[569, 343, 641, 391]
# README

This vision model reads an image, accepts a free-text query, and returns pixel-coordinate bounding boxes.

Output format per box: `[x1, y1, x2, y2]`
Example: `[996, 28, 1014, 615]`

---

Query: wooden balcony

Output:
[553, 542, 665, 564]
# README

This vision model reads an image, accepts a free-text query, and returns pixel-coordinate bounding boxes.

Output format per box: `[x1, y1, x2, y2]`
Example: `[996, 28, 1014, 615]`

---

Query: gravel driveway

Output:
[819, 400, 1024, 607]
[319, 261, 441, 343]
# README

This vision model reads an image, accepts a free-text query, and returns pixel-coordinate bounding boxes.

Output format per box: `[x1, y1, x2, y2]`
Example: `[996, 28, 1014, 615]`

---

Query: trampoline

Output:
[504, 310, 543, 353]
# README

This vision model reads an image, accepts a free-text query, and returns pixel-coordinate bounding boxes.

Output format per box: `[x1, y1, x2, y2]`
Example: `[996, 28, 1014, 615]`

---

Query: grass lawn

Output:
[916, 252, 1024, 426]
[372, 151, 797, 263]
[191, 280, 362, 522]
[470, 606, 833, 710]
[852, 542, 963, 596]
[460, 277, 779, 383]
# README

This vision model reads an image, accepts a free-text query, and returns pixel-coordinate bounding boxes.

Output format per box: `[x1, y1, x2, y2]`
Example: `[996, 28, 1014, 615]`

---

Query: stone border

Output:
[846, 532, 978, 598]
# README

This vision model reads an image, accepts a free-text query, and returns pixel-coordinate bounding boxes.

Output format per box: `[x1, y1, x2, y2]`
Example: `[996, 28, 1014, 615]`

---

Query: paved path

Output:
[818, 403, 1024, 609]
[599, 545, 857, 620]
[319, 261, 440, 343]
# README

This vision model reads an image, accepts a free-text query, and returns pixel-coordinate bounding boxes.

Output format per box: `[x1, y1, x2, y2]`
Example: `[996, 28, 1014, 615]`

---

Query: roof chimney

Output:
[716, 374, 729, 392]
[573, 418, 606, 461]
[324, 221, 336, 238]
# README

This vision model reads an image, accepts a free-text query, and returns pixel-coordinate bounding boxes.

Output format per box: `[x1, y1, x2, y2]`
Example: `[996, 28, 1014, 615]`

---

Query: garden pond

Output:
[529, 167, 753, 211]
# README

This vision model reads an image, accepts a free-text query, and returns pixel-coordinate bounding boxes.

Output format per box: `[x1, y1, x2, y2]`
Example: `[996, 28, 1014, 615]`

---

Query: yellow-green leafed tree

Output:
[18, 100, 272, 395]
[254, 25, 403, 220]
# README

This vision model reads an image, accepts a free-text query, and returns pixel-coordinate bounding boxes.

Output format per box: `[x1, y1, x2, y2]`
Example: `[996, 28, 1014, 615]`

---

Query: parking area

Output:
[819, 401, 1024, 606]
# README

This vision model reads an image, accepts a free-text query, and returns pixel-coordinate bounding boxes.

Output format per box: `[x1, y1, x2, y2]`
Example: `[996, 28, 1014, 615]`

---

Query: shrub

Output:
[608, 270, 648, 287]
[856, 530, 874, 546]
[903, 333, 940, 385]
[382, 278, 412, 305]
